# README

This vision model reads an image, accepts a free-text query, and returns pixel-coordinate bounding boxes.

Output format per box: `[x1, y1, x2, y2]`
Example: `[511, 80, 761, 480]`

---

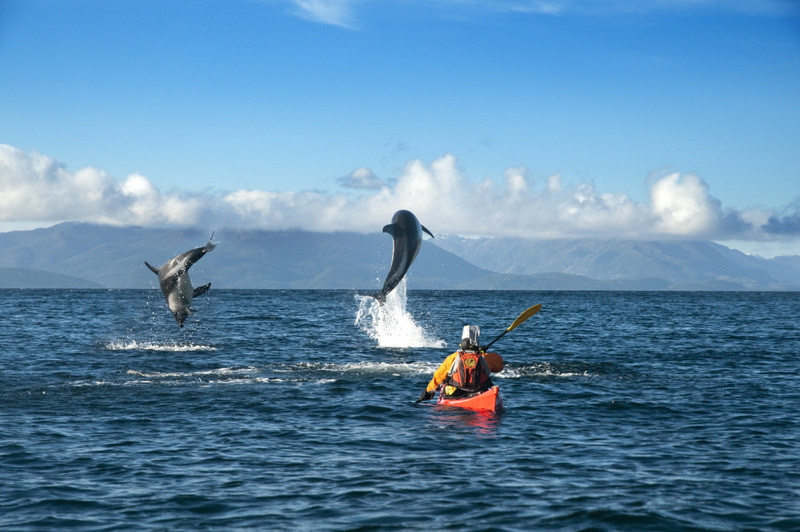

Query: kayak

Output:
[437, 385, 502, 413]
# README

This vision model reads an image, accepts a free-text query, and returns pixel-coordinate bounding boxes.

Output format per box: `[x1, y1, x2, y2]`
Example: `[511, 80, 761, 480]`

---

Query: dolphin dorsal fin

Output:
[144, 261, 160, 275]
[421, 225, 434, 239]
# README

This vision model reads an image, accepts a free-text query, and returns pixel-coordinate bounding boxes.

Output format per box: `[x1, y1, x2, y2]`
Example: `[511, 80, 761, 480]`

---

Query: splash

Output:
[354, 278, 445, 348]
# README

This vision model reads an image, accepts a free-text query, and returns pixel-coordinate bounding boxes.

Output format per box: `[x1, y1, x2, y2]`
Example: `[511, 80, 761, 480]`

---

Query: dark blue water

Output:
[2, 288, 799, 530]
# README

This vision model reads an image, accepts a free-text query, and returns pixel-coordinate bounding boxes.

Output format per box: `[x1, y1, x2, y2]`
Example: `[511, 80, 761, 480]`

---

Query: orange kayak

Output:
[437, 386, 502, 412]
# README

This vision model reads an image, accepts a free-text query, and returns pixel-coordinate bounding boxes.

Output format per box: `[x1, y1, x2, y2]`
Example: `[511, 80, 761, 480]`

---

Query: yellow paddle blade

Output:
[506, 304, 542, 332]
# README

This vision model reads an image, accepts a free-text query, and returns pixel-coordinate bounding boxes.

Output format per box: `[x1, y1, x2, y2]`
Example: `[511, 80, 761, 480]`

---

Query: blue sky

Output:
[1, 0, 799, 256]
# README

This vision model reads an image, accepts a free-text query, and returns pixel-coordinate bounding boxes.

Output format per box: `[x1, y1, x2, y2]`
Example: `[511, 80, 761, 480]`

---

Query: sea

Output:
[1, 281, 799, 530]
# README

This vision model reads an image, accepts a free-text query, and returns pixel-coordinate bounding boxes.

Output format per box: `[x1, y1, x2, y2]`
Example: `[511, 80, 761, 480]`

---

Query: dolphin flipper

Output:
[385, 221, 433, 239]
[145, 261, 160, 275]
[193, 282, 211, 298]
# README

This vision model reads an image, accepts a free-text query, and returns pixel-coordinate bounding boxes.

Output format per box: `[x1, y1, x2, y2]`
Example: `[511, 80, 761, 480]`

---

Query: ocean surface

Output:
[2, 283, 799, 530]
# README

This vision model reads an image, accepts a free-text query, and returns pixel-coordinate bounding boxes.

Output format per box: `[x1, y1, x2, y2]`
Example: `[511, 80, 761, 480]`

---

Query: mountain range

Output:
[433, 235, 800, 290]
[0, 222, 798, 290]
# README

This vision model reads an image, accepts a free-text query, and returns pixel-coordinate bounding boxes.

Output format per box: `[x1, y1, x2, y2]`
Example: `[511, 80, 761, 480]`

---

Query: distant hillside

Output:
[0, 267, 102, 288]
[433, 236, 800, 290]
[0, 223, 798, 290]
[0, 223, 491, 289]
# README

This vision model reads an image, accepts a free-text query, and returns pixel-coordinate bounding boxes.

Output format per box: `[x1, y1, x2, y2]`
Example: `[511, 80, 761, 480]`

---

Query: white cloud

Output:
[649, 172, 720, 236]
[480, 0, 800, 16]
[2, 143, 797, 245]
[282, 0, 799, 28]
[338, 167, 388, 190]
[289, 0, 356, 27]
[0, 145, 205, 228]
[504, 166, 530, 197]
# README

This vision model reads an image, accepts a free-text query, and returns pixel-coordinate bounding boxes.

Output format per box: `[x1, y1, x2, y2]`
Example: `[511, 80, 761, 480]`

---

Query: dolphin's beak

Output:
[174, 311, 188, 327]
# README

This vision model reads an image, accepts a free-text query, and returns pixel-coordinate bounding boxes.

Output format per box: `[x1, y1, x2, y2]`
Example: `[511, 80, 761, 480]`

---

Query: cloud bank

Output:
[1, 144, 796, 244]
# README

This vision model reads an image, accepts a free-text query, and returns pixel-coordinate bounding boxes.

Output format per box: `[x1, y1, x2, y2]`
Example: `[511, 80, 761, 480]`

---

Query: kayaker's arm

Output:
[425, 352, 458, 393]
[417, 389, 434, 403]
[417, 353, 456, 403]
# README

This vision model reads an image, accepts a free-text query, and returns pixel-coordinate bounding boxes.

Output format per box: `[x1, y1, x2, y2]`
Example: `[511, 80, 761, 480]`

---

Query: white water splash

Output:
[104, 340, 217, 352]
[126, 367, 257, 378]
[292, 360, 438, 377]
[89, 367, 268, 387]
[354, 278, 445, 348]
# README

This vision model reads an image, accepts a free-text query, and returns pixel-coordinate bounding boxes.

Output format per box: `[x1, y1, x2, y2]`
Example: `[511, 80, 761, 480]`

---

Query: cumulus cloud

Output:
[337, 167, 388, 190]
[0, 145, 206, 228]
[649, 172, 720, 235]
[1, 143, 794, 243]
[763, 204, 800, 235]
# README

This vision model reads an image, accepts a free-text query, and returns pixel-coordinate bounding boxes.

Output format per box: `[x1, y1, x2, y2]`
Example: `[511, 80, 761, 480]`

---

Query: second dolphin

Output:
[145, 233, 216, 327]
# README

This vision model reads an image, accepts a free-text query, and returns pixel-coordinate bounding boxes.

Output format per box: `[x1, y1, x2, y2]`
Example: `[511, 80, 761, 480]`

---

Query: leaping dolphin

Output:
[374, 210, 434, 303]
[145, 233, 216, 327]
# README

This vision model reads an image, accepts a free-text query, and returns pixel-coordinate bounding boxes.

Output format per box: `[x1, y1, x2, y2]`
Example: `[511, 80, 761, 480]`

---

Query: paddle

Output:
[482, 304, 542, 351]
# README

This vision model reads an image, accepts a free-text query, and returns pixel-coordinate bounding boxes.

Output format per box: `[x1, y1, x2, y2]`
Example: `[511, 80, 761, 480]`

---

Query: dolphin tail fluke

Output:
[421, 225, 434, 238]
[193, 282, 211, 298]
[204, 232, 217, 252]
[144, 261, 160, 275]
[365, 291, 387, 305]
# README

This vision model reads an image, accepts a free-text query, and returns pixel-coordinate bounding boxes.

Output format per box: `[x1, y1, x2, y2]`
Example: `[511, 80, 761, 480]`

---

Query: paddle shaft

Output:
[482, 304, 542, 351]
[482, 330, 508, 351]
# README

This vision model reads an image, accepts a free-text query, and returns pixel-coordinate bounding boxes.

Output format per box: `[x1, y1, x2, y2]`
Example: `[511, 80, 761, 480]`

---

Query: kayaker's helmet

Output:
[460, 325, 480, 350]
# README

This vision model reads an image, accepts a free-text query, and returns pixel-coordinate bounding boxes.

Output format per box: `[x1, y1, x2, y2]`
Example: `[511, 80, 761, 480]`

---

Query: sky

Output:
[1, 0, 799, 256]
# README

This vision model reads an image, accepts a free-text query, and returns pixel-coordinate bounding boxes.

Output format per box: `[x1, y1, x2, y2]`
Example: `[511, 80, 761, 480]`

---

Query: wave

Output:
[126, 367, 258, 378]
[285, 360, 438, 377]
[73, 366, 275, 387]
[69, 360, 437, 389]
[103, 340, 217, 352]
[503, 362, 598, 379]
[72, 376, 285, 387]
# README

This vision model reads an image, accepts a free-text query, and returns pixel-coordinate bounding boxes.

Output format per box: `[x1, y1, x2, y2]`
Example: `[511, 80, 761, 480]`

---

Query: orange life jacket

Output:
[446, 350, 492, 393]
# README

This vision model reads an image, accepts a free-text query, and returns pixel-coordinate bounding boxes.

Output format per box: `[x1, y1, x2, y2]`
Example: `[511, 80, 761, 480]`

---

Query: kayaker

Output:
[416, 325, 504, 402]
